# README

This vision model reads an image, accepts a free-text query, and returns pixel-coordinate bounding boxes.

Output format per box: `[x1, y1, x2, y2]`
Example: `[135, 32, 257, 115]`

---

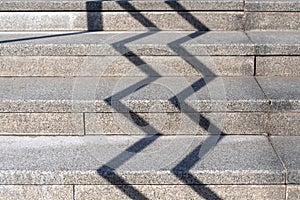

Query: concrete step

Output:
[0, 0, 244, 11]
[0, 31, 299, 77]
[0, 0, 299, 31]
[0, 135, 291, 199]
[0, 76, 298, 135]
[0, 11, 244, 31]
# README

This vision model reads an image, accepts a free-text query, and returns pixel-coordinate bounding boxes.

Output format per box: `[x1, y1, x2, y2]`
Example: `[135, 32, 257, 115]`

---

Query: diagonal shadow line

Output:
[171, 135, 223, 200]
[166, 1, 210, 31]
[115, 1, 159, 30]
[0, 31, 88, 44]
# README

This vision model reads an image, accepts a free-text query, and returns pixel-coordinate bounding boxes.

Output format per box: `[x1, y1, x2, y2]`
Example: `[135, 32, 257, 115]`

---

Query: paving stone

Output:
[247, 31, 300, 55]
[0, 0, 244, 11]
[271, 136, 300, 184]
[0, 12, 244, 31]
[0, 56, 254, 77]
[256, 56, 300, 76]
[0, 135, 284, 185]
[256, 77, 300, 112]
[75, 185, 285, 200]
[287, 185, 300, 200]
[246, 0, 300, 11]
[245, 12, 300, 30]
[0, 185, 72, 200]
[85, 112, 268, 135]
[0, 77, 267, 112]
[0, 31, 254, 56]
[0, 113, 83, 135]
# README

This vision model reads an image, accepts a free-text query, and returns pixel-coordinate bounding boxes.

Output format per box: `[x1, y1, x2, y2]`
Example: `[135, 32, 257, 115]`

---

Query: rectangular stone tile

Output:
[0, 0, 244, 11]
[271, 136, 300, 183]
[0, 31, 254, 56]
[256, 77, 300, 112]
[269, 113, 300, 135]
[0, 77, 267, 112]
[0, 135, 284, 185]
[0, 185, 72, 200]
[287, 185, 300, 200]
[246, 0, 300, 11]
[0, 56, 254, 77]
[0, 113, 83, 135]
[75, 185, 285, 200]
[85, 112, 268, 135]
[256, 56, 300, 76]
[245, 12, 300, 30]
[247, 31, 300, 55]
[0, 12, 244, 31]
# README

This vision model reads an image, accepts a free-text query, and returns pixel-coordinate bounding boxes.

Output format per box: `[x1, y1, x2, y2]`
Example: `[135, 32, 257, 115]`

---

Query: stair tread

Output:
[0, 135, 285, 185]
[0, 77, 268, 112]
[0, 76, 299, 113]
[0, 31, 253, 56]
[257, 77, 300, 112]
[271, 136, 300, 184]
[0, 31, 299, 56]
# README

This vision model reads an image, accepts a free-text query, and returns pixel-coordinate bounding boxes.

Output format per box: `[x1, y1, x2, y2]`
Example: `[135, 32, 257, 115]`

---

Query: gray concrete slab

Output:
[75, 185, 285, 200]
[0, 56, 254, 77]
[85, 112, 268, 135]
[256, 77, 300, 112]
[245, 12, 300, 30]
[247, 31, 300, 55]
[256, 56, 300, 76]
[0, 31, 254, 56]
[0, 185, 72, 200]
[0, 77, 268, 112]
[0, 135, 284, 184]
[269, 113, 300, 136]
[271, 136, 300, 184]
[0, 113, 83, 135]
[0, 12, 244, 31]
[0, 0, 244, 11]
[246, 0, 300, 11]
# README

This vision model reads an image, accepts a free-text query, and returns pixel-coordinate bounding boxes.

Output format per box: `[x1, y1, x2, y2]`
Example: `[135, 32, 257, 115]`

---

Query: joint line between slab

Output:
[267, 136, 288, 186]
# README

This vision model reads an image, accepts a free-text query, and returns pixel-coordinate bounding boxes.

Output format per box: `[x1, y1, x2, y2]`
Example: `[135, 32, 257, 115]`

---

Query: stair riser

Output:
[0, 185, 286, 200]
[0, 112, 299, 136]
[0, 12, 244, 31]
[2, 56, 300, 77]
[245, 12, 300, 31]
[0, 0, 244, 11]
[0, 12, 300, 31]
[0, 56, 254, 77]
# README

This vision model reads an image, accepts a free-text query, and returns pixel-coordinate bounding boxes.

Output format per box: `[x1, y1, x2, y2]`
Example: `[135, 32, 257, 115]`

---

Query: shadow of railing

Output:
[89, 1, 225, 199]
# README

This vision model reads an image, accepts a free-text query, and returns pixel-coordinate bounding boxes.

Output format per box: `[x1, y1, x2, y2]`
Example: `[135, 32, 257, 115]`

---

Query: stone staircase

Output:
[0, 0, 299, 199]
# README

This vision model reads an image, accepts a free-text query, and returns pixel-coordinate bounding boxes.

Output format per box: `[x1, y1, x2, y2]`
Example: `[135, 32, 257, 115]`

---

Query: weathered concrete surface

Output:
[0, 113, 83, 135]
[256, 56, 300, 76]
[271, 136, 300, 184]
[0, 56, 254, 77]
[0, 0, 244, 11]
[75, 185, 285, 200]
[0, 185, 72, 200]
[247, 31, 300, 55]
[0, 12, 244, 31]
[0, 31, 254, 56]
[0, 135, 284, 185]
[0, 77, 268, 112]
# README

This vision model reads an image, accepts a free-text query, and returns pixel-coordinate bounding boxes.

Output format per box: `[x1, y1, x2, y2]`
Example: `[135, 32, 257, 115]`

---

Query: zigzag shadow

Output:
[90, 1, 225, 199]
